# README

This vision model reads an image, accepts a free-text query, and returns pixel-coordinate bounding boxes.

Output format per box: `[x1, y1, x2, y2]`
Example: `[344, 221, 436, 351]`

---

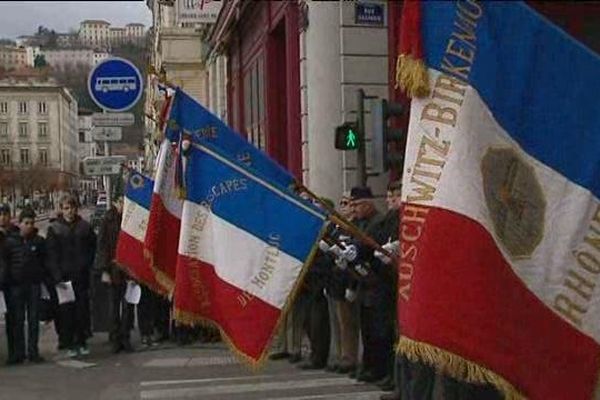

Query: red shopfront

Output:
[214, 1, 302, 179]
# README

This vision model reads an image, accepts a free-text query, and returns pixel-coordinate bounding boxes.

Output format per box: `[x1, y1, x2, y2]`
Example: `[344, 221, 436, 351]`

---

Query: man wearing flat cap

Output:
[342, 187, 394, 383]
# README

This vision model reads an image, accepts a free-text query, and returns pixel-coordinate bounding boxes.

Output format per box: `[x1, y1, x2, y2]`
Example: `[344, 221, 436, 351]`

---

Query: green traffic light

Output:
[346, 129, 357, 148]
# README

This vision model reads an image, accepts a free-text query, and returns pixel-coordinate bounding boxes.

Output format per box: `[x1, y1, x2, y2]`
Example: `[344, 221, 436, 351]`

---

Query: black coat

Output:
[46, 216, 96, 284]
[0, 224, 20, 289]
[96, 206, 127, 285]
[3, 232, 48, 285]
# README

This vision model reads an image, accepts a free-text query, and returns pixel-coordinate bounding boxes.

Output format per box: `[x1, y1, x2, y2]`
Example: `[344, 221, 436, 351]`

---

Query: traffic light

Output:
[371, 98, 406, 173]
[335, 122, 360, 150]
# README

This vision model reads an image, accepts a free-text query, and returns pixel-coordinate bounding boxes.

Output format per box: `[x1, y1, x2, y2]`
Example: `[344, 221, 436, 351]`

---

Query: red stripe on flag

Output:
[399, 205, 600, 399]
[145, 193, 181, 286]
[115, 231, 168, 296]
[175, 254, 280, 362]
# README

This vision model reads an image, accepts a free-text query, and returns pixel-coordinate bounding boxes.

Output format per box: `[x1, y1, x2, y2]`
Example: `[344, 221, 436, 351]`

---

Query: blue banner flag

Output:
[165, 88, 295, 188]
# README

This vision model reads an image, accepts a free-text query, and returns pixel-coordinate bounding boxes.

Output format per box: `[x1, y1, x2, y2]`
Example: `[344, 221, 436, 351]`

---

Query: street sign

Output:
[355, 3, 385, 26]
[82, 156, 126, 176]
[92, 127, 123, 142]
[88, 57, 143, 112]
[92, 112, 135, 127]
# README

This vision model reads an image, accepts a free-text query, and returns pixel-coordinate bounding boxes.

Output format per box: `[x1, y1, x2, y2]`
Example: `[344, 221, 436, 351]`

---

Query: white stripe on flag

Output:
[122, 198, 150, 242]
[178, 200, 304, 309]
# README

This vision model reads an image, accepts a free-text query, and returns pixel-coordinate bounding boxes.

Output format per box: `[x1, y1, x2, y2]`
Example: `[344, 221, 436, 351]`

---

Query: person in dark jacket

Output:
[97, 194, 134, 353]
[298, 199, 335, 370]
[2, 208, 48, 364]
[340, 186, 393, 383]
[0, 203, 20, 364]
[46, 195, 96, 357]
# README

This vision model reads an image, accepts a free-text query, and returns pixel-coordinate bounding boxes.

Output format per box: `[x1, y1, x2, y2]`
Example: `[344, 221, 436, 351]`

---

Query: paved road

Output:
[0, 327, 384, 400]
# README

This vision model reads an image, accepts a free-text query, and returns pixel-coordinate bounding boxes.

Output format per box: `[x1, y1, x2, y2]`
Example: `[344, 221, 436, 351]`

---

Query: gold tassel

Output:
[397, 336, 527, 400]
[395, 54, 431, 98]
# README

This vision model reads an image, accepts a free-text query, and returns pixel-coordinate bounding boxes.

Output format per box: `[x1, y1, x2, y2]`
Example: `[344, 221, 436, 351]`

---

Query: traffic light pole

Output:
[356, 89, 367, 187]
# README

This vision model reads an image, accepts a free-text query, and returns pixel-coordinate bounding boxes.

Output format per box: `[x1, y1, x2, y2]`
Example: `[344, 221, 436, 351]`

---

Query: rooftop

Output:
[126, 23, 145, 27]
[81, 20, 111, 25]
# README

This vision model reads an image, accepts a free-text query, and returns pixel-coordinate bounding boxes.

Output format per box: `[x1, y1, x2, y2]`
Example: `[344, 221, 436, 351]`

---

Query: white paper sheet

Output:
[56, 281, 75, 305]
[124, 281, 141, 305]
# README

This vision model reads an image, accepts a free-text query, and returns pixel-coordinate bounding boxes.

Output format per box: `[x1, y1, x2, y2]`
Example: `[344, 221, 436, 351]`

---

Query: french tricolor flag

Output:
[144, 138, 183, 292]
[174, 141, 326, 363]
[397, 2, 600, 399]
[115, 172, 168, 296]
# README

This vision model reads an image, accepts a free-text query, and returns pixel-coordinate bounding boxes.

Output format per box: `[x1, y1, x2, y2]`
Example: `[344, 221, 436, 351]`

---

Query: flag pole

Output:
[294, 182, 395, 259]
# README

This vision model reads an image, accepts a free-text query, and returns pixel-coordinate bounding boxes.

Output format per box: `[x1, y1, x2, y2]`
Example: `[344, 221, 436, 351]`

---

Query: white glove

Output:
[341, 244, 358, 262]
[383, 240, 399, 254]
[354, 263, 369, 277]
[318, 240, 331, 252]
[101, 272, 112, 284]
[335, 256, 348, 270]
[375, 241, 399, 265]
[329, 245, 344, 258]
[345, 288, 357, 302]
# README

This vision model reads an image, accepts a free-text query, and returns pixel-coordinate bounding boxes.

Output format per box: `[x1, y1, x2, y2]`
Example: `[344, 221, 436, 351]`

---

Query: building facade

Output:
[42, 49, 110, 70]
[125, 23, 146, 44]
[144, 0, 209, 171]
[109, 27, 126, 46]
[204, 0, 390, 203]
[0, 80, 79, 202]
[79, 20, 111, 48]
[0, 46, 28, 70]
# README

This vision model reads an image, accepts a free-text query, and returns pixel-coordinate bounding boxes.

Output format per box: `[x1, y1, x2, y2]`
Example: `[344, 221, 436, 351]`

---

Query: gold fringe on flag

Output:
[172, 224, 327, 370]
[142, 247, 175, 294]
[395, 53, 430, 98]
[397, 336, 526, 400]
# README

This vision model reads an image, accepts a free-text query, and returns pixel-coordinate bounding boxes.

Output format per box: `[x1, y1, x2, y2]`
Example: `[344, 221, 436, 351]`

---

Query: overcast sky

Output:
[0, 1, 152, 39]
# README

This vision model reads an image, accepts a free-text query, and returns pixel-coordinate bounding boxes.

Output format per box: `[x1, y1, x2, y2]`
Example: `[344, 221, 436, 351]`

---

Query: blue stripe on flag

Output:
[421, 1, 600, 198]
[185, 144, 325, 262]
[125, 172, 153, 210]
[165, 89, 295, 187]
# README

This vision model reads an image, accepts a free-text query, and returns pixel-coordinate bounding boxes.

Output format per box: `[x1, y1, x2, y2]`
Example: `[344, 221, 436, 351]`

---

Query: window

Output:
[39, 148, 48, 166]
[20, 148, 29, 165]
[0, 122, 7, 137]
[18, 123, 28, 137]
[0, 102, 7, 114]
[78, 131, 85, 143]
[18, 101, 27, 114]
[243, 57, 266, 150]
[0, 149, 10, 166]
[38, 102, 47, 114]
[38, 122, 48, 139]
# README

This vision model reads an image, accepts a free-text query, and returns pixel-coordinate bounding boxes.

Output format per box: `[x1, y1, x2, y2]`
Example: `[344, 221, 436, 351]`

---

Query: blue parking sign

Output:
[88, 57, 143, 112]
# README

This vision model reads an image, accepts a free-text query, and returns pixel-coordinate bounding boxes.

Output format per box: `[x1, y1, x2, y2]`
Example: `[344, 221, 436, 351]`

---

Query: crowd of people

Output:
[0, 193, 219, 366]
[2, 181, 496, 399]
[268, 182, 401, 398]
[0, 183, 504, 399]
